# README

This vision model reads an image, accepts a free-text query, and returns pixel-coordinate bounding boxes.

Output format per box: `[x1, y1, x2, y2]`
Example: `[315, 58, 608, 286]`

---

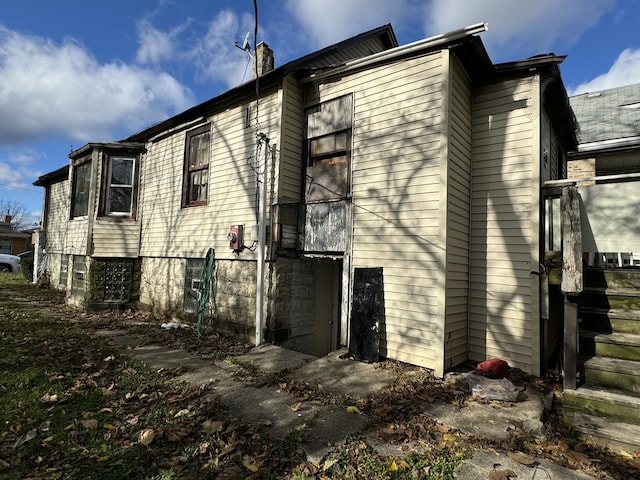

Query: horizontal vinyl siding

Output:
[139, 89, 281, 259]
[278, 75, 304, 200]
[469, 75, 539, 373]
[309, 51, 446, 371]
[65, 219, 88, 255]
[92, 221, 140, 257]
[444, 55, 472, 371]
[46, 180, 69, 253]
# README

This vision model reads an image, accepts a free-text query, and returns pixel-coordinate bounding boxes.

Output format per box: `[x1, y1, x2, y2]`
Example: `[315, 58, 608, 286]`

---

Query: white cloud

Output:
[0, 148, 42, 191]
[0, 24, 194, 146]
[568, 48, 640, 95]
[426, 0, 615, 60]
[136, 20, 176, 64]
[188, 10, 256, 88]
[284, 0, 417, 47]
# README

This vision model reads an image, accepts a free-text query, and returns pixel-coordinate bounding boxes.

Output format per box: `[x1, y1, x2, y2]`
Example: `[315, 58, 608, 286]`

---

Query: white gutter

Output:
[577, 135, 640, 153]
[301, 22, 488, 83]
[544, 171, 640, 187]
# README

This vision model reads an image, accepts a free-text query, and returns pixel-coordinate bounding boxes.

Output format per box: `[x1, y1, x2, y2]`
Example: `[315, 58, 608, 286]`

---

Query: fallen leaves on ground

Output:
[2, 276, 640, 480]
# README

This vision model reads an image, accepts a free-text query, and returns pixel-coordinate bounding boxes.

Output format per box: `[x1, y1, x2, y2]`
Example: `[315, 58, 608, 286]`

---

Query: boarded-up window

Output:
[305, 95, 352, 201]
[182, 124, 211, 207]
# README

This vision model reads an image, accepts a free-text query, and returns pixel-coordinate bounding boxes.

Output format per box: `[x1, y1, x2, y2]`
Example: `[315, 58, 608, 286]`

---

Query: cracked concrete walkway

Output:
[93, 328, 597, 478]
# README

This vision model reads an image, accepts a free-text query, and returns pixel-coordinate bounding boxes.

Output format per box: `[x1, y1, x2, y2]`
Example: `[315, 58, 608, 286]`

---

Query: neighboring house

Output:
[546, 83, 640, 450]
[0, 215, 30, 255]
[566, 83, 640, 267]
[34, 23, 577, 378]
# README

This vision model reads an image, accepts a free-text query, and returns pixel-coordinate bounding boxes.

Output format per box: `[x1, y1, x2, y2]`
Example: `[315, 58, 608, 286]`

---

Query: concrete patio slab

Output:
[293, 348, 394, 400]
[456, 450, 597, 480]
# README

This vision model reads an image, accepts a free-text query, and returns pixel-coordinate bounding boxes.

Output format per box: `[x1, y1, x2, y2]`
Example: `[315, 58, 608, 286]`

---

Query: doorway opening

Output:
[311, 259, 342, 357]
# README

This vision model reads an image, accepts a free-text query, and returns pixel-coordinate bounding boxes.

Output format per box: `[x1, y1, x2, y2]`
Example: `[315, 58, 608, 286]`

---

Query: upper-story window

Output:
[104, 156, 136, 216]
[305, 95, 353, 202]
[71, 158, 91, 218]
[182, 124, 211, 207]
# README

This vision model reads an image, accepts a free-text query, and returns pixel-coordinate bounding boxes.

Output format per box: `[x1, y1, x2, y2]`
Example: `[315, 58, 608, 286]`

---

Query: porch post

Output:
[561, 185, 582, 390]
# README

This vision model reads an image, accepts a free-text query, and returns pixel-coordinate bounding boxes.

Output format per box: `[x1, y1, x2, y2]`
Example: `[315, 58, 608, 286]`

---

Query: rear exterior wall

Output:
[306, 50, 449, 373]
[469, 74, 541, 374]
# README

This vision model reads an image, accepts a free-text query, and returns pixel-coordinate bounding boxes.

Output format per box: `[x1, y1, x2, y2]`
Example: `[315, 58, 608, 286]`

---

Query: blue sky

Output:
[1, 0, 639, 226]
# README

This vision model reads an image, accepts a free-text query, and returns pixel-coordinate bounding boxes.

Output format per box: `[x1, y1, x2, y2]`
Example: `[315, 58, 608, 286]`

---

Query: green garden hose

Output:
[195, 248, 216, 337]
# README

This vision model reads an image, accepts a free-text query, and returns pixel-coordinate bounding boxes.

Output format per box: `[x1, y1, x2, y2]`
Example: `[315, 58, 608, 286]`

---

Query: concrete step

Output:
[581, 355, 640, 394]
[564, 385, 640, 425]
[580, 331, 640, 361]
[579, 307, 640, 334]
[564, 410, 640, 454]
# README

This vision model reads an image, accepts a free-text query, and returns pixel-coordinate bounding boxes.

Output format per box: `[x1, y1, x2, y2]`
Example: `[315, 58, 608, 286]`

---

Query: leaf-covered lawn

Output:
[1, 273, 639, 480]
[0, 274, 304, 479]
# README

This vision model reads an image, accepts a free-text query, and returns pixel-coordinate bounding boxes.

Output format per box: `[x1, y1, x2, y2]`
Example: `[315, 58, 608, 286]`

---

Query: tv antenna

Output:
[235, 31, 251, 53]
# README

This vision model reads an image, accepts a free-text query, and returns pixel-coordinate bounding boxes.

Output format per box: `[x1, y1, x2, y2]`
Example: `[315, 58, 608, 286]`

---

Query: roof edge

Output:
[33, 164, 69, 187]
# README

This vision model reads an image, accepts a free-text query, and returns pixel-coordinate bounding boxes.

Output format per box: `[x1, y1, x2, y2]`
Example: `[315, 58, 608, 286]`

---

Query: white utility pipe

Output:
[255, 133, 269, 345]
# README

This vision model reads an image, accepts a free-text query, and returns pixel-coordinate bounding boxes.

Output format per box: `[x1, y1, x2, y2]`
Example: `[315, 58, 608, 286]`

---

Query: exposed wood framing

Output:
[561, 185, 582, 390]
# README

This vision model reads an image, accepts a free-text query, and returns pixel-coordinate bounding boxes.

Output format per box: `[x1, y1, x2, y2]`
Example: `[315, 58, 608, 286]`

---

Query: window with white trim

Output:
[105, 156, 135, 215]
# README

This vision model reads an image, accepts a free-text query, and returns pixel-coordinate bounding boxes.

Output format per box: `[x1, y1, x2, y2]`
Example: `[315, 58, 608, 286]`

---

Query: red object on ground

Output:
[476, 358, 508, 379]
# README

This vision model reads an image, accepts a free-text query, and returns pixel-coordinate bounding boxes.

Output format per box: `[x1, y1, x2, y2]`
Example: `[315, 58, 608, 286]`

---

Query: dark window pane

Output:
[191, 171, 209, 202]
[110, 158, 133, 186]
[72, 161, 91, 217]
[108, 187, 132, 213]
[190, 132, 210, 167]
[184, 125, 211, 206]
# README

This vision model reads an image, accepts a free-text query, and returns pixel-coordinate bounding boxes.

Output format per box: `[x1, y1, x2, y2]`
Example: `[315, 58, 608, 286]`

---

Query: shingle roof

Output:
[570, 83, 640, 147]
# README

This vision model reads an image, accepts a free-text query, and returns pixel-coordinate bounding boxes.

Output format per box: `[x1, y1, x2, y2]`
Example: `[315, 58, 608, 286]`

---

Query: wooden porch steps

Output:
[579, 331, 640, 361]
[562, 267, 640, 452]
[564, 411, 640, 454]
[580, 286, 640, 310]
[579, 306, 640, 334]
[564, 385, 640, 425]
[580, 355, 640, 394]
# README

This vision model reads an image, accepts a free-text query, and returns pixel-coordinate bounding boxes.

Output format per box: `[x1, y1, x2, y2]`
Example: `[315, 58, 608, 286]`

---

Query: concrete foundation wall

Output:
[268, 257, 315, 353]
[138, 256, 259, 340]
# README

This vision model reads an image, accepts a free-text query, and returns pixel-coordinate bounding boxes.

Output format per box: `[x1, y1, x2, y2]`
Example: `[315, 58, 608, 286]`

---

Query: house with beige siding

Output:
[34, 23, 577, 378]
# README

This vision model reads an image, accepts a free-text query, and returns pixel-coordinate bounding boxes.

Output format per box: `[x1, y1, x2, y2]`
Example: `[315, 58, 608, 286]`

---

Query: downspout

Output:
[255, 132, 270, 345]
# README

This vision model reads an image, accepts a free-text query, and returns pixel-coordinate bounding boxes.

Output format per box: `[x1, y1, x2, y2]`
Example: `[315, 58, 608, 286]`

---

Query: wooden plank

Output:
[561, 185, 583, 294]
[564, 295, 578, 390]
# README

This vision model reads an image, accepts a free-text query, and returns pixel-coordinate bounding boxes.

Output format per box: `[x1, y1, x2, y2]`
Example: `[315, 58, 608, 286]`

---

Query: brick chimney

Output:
[254, 42, 274, 78]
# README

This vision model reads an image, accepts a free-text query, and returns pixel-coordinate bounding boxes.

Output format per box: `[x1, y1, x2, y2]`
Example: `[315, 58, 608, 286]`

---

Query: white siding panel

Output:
[444, 55, 471, 371]
[65, 219, 88, 255]
[279, 75, 304, 200]
[92, 221, 141, 258]
[139, 89, 282, 259]
[46, 179, 70, 253]
[308, 51, 447, 373]
[469, 75, 541, 373]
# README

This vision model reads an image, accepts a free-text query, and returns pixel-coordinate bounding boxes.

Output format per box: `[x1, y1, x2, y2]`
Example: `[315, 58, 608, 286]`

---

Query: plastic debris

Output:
[466, 374, 524, 402]
[160, 322, 191, 330]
